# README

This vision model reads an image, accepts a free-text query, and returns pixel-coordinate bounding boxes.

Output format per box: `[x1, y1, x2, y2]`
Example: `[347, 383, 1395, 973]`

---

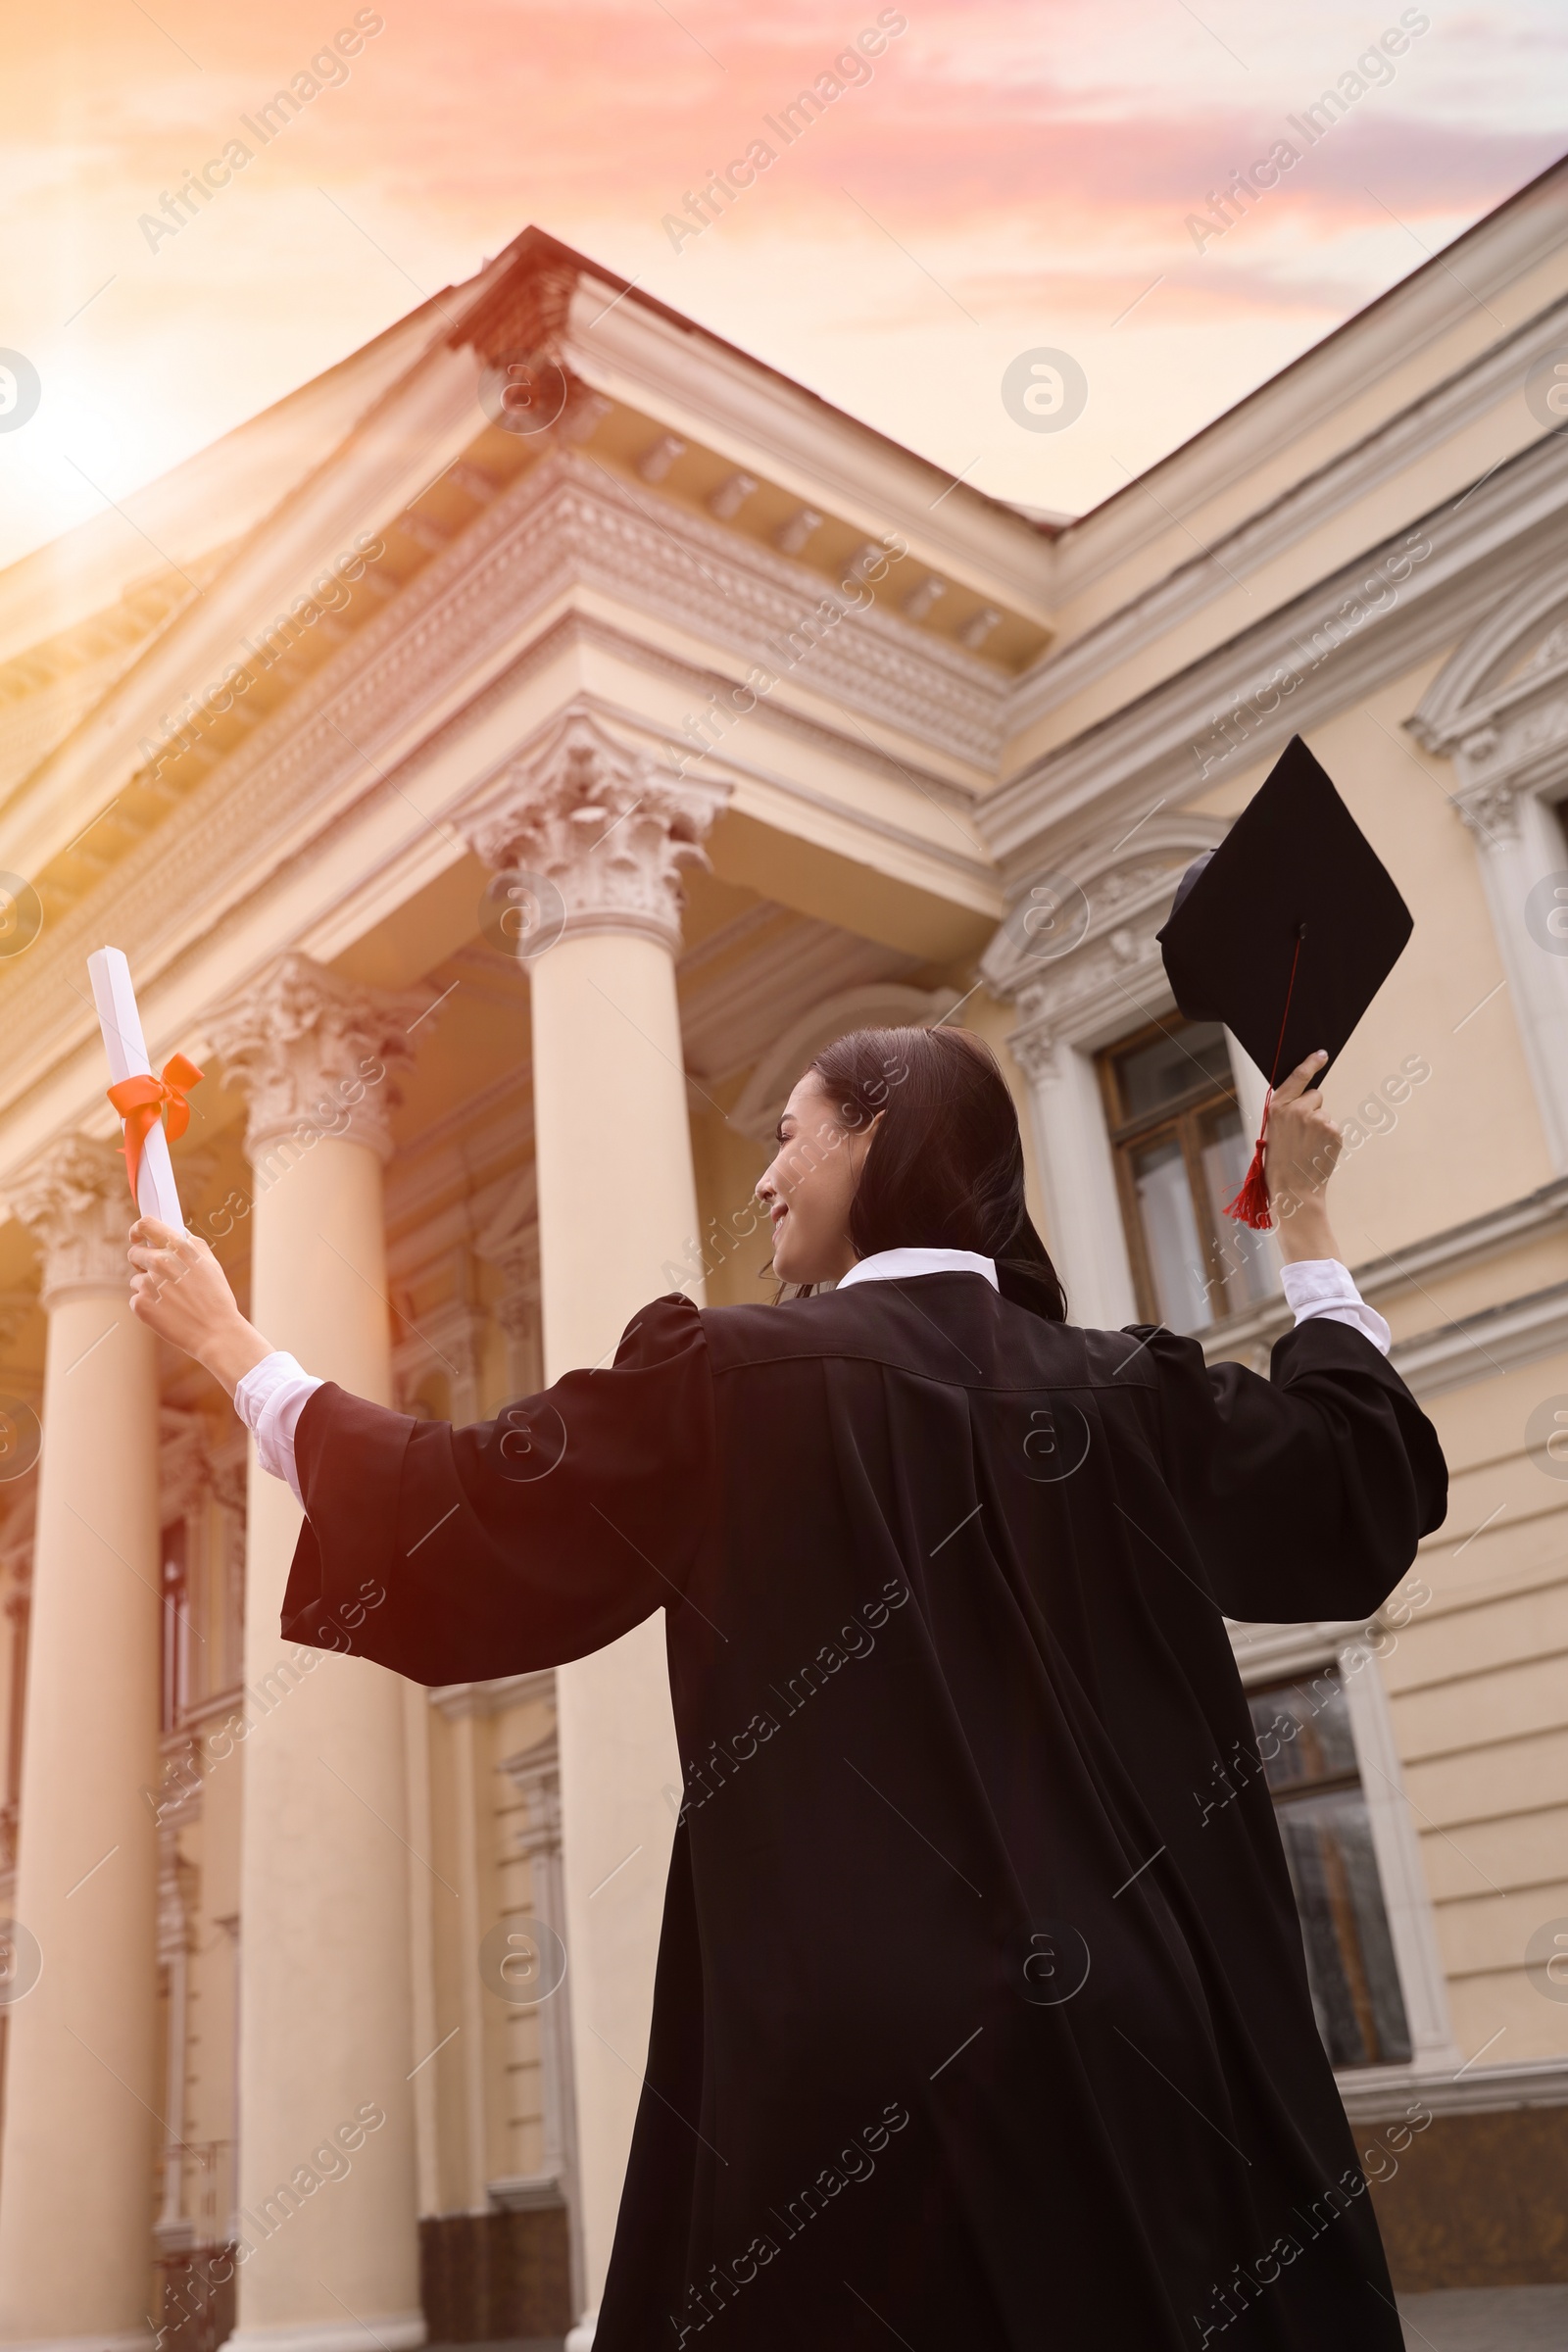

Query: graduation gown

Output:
[281, 1272, 1447, 2350]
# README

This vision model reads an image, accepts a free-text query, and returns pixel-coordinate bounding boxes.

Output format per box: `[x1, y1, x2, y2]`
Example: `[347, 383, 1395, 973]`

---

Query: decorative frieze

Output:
[1, 449, 1003, 1126]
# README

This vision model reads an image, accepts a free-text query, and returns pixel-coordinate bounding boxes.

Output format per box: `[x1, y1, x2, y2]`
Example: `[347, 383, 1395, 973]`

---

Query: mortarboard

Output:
[1156, 734, 1412, 1227]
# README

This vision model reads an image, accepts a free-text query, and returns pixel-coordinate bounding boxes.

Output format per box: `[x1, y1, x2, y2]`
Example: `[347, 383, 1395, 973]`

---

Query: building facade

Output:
[0, 172, 1566, 2348]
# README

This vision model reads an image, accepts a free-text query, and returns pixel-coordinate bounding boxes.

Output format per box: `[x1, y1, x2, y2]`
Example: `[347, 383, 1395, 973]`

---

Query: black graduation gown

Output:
[281, 1273, 1447, 2351]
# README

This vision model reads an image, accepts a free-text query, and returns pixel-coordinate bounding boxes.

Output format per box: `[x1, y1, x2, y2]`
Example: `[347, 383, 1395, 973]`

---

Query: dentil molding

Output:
[982, 428, 1568, 870]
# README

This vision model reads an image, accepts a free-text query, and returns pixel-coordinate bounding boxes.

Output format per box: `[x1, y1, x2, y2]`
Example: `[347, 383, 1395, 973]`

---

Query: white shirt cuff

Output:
[233, 1350, 324, 1508]
[1279, 1259, 1390, 1355]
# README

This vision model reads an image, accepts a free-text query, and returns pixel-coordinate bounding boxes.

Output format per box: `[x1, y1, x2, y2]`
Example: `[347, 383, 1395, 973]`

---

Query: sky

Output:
[1, 0, 1564, 571]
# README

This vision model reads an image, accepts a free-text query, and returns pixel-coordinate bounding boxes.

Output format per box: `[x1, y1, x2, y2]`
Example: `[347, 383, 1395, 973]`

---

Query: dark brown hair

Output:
[807, 1024, 1067, 1321]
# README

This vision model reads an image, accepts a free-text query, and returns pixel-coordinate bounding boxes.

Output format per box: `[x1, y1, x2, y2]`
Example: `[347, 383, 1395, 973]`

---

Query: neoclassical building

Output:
[1, 160, 1567, 2350]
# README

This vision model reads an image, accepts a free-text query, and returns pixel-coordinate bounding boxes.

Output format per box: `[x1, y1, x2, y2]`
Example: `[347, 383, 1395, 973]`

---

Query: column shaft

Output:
[0, 1145, 162, 2348]
[229, 1134, 421, 2347]
[462, 703, 725, 2341]
[531, 929, 701, 2322]
[206, 952, 434, 2352]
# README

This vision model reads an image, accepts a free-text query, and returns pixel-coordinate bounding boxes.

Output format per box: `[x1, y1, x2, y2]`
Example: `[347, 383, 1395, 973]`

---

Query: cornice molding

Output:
[1197, 1180, 1568, 1396]
[561, 275, 1057, 623]
[980, 810, 1228, 1014]
[472, 1166, 538, 1299]
[981, 430, 1568, 872]
[393, 1293, 486, 1420]
[566, 655, 992, 894]
[1049, 168, 1568, 607]
[1392, 1278, 1568, 1399]
[1018, 293, 1568, 730]
[1337, 2054, 1568, 2125]
[529, 453, 1005, 764]
[160, 1404, 218, 1527]
[382, 1066, 534, 1241]
[5, 332, 486, 886]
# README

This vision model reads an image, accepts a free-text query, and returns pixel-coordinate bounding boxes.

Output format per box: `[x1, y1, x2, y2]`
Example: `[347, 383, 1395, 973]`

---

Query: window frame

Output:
[1097, 1015, 1258, 1330]
[1231, 1618, 1458, 2085]
[1244, 1661, 1415, 2070]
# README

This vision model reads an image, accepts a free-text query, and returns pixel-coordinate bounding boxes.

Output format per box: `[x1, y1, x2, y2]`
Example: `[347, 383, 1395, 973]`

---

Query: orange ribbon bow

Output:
[107, 1054, 203, 1207]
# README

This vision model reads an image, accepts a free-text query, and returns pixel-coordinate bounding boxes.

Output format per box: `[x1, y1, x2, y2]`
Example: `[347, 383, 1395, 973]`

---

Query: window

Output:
[1099, 1016, 1274, 1333]
[160, 1522, 192, 1735]
[1248, 1666, 1412, 2069]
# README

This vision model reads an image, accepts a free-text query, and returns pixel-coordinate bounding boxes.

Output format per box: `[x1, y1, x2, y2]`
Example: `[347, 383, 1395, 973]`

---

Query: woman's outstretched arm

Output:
[126, 1215, 715, 1684]
[1133, 1052, 1447, 1622]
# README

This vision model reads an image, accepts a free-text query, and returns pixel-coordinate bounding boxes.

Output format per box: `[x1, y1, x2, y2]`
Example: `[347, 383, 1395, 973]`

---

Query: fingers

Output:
[130, 1216, 206, 1256]
[128, 1219, 212, 1280]
[127, 1239, 189, 1278]
[129, 1219, 180, 1264]
[1271, 1051, 1328, 1107]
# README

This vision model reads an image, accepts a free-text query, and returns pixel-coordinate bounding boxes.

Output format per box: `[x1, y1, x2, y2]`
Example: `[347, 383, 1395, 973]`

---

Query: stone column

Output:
[1005, 1009, 1138, 1329]
[0, 1137, 162, 2348]
[1451, 768, 1568, 1173]
[204, 955, 431, 2352]
[465, 707, 725, 2342]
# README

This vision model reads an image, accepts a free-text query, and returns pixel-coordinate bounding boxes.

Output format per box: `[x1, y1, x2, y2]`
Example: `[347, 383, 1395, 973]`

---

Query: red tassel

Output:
[1223, 1091, 1273, 1229]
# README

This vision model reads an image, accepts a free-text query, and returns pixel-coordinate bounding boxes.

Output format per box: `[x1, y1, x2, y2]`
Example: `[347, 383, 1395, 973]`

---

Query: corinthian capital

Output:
[1453, 771, 1522, 848]
[10, 1135, 135, 1304]
[205, 954, 433, 1164]
[1006, 1022, 1058, 1085]
[462, 706, 728, 951]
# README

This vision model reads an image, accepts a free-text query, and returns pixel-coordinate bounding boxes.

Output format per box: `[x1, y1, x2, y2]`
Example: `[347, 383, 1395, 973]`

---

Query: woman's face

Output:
[757, 1073, 879, 1287]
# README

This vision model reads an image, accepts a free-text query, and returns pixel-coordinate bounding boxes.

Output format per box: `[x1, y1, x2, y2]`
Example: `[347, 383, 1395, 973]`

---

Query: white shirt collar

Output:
[836, 1248, 999, 1293]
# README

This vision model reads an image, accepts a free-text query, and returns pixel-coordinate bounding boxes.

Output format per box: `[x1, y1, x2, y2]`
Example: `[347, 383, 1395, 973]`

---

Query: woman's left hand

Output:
[1265, 1054, 1345, 1262]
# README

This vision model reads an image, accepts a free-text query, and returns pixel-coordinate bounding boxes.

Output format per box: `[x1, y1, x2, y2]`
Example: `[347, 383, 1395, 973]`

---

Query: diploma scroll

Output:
[87, 946, 187, 1228]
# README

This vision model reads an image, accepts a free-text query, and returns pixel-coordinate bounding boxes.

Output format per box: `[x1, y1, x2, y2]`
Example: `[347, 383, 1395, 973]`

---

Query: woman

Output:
[130, 1024, 1445, 2350]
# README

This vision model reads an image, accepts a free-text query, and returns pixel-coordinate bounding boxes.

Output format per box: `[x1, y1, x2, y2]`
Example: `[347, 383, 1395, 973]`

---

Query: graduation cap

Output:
[1156, 734, 1412, 1228]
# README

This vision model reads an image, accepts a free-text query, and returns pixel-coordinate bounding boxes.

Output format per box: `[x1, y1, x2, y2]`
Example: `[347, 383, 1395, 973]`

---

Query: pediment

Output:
[1409, 550, 1568, 760]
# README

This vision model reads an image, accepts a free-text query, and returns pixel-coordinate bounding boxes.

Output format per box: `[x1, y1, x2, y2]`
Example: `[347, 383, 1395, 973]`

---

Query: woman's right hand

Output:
[128, 1217, 276, 1395]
